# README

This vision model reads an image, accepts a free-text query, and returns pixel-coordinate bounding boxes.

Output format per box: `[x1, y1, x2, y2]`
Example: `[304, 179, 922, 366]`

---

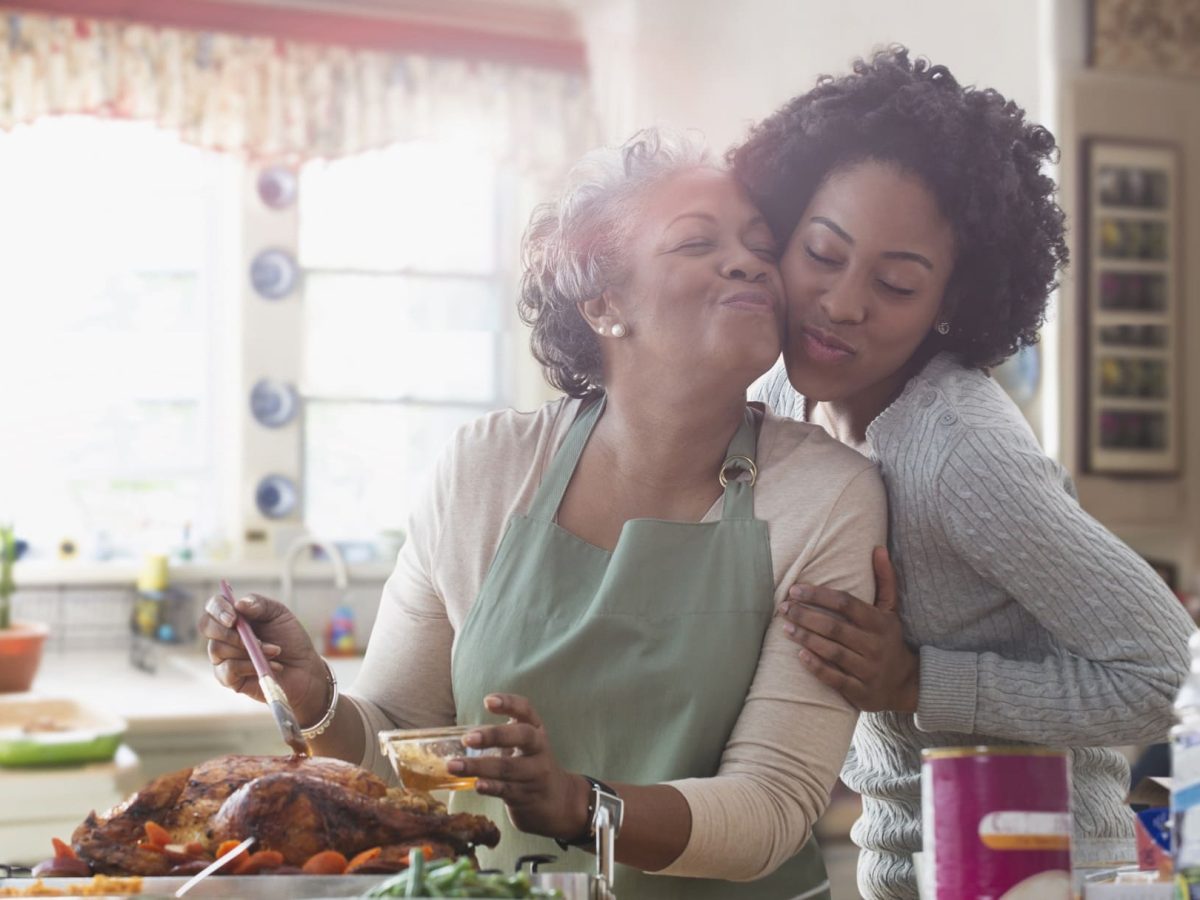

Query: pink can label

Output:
[922, 749, 1072, 899]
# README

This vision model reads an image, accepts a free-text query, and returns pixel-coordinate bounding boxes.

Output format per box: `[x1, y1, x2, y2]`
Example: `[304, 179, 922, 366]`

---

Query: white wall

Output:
[575, 0, 1051, 153]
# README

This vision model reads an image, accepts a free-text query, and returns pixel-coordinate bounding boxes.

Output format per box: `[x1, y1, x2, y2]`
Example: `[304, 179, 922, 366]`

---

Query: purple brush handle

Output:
[220, 578, 270, 678]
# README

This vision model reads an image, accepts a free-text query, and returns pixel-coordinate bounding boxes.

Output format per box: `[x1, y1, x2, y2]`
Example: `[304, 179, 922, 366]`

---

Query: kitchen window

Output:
[0, 7, 590, 569]
[0, 119, 518, 561]
[297, 141, 514, 544]
[0, 116, 239, 561]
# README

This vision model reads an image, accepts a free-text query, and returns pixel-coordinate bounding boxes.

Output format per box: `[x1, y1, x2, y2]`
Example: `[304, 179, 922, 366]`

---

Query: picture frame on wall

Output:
[1081, 139, 1181, 476]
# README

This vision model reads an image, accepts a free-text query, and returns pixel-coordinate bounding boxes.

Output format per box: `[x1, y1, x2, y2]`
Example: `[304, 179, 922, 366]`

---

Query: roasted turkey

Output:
[71, 754, 500, 876]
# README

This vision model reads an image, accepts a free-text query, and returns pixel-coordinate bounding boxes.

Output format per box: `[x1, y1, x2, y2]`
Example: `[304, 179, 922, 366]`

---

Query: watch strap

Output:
[555, 775, 620, 851]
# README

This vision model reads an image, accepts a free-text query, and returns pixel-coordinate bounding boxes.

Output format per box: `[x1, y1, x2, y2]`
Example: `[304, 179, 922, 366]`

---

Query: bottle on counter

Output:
[324, 603, 357, 657]
[1170, 630, 1200, 894]
[132, 554, 170, 639]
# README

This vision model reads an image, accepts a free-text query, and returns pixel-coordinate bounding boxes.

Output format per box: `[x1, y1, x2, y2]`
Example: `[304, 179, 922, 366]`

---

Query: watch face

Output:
[250, 248, 300, 300]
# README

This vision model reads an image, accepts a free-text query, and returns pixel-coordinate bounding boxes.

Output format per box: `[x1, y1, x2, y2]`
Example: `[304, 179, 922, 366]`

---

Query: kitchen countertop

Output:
[27, 648, 364, 735]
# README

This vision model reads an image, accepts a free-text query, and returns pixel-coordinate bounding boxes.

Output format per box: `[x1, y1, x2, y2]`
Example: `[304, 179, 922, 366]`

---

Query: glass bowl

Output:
[378, 725, 509, 792]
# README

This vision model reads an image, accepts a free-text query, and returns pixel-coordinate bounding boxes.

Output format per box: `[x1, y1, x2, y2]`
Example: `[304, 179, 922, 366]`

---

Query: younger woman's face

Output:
[779, 160, 956, 402]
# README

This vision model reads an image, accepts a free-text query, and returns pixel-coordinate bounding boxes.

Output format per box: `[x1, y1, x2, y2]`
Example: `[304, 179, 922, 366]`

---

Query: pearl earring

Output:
[610, 323, 627, 338]
[935, 321, 951, 335]
[597, 325, 608, 336]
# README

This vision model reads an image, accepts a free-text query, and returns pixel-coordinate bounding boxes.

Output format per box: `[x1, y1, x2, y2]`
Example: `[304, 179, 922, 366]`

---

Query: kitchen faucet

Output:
[280, 535, 349, 612]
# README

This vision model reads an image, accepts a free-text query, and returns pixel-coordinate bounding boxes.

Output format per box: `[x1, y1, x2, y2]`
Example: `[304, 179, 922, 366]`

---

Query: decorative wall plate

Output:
[255, 474, 298, 519]
[257, 165, 298, 210]
[250, 248, 300, 300]
[249, 378, 299, 428]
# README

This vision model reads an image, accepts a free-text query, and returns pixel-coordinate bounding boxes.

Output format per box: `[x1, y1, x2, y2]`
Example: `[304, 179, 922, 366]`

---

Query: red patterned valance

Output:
[0, 11, 595, 164]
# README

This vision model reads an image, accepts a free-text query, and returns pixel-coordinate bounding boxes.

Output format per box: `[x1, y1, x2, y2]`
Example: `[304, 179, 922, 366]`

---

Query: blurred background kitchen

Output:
[0, 0, 1196, 894]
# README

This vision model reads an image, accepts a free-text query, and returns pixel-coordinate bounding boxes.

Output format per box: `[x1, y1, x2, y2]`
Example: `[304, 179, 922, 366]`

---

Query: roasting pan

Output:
[0, 788, 619, 899]
[0, 872, 613, 899]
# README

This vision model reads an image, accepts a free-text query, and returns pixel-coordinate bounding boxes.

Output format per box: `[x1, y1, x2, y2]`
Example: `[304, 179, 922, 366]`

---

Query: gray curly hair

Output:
[518, 127, 715, 398]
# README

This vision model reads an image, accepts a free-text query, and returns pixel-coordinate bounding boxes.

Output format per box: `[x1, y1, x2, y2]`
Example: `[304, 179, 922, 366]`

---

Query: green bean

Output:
[405, 848, 424, 898]
[361, 854, 566, 898]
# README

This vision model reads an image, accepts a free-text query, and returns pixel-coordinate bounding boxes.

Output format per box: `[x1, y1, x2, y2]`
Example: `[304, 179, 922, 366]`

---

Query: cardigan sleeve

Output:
[916, 425, 1193, 744]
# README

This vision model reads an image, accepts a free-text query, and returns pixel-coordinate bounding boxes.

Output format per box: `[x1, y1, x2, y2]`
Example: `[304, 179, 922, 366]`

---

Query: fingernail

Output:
[236, 597, 255, 610]
[791, 585, 811, 600]
[263, 644, 281, 656]
[783, 622, 797, 636]
[475, 780, 493, 793]
[463, 731, 483, 748]
[778, 600, 792, 616]
[219, 611, 235, 627]
[269, 661, 283, 672]
[447, 759, 465, 775]
[484, 695, 502, 711]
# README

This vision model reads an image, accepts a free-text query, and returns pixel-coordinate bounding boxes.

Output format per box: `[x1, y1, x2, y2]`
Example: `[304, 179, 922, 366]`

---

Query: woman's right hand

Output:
[198, 592, 331, 726]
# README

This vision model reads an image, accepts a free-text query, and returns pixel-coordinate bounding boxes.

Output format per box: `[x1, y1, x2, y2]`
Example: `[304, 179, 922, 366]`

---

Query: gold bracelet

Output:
[300, 657, 338, 740]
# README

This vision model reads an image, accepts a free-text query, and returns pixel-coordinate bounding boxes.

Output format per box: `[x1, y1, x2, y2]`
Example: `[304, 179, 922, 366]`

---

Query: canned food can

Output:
[921, 746, 1072, 899]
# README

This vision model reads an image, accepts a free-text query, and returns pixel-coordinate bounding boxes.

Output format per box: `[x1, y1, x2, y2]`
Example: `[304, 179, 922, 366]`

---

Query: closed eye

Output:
[877, 279, 915, 296]
[751, 246, 778, 262]
[675, 240, 714, 252]
[804, 245, 842, 267]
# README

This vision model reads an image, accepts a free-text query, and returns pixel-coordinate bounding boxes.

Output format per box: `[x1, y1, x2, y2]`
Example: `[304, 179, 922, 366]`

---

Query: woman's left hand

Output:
[777, 547, 920, 713]
[448, 694, 590, 840]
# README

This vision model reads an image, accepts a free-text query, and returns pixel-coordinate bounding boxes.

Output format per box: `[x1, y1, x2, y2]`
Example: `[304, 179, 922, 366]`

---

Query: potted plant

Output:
[0, 524, 48, 692]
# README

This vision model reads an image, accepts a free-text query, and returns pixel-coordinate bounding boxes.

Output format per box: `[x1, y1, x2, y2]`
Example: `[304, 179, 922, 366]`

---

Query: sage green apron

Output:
[450, 397, 830, 900]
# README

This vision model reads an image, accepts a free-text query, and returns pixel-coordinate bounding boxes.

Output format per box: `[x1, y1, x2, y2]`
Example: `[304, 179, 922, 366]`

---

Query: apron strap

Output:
[527, 395, 607, 523]
[720, 407, 759, 520]
[528, 396, 760, 523]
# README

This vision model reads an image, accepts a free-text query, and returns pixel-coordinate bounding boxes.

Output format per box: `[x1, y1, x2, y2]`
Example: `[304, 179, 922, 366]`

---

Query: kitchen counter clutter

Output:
[0, 696, 125, 767]
[25, 649, 362, 737]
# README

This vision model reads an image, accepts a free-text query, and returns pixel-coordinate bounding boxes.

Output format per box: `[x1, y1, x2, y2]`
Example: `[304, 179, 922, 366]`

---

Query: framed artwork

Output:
[1081, 140, 1181, 476]
[1088, 0, 1200, 79]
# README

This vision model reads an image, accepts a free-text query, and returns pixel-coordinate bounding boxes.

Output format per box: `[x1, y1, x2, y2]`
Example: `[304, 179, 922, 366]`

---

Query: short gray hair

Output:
[518, 127, 714, 398]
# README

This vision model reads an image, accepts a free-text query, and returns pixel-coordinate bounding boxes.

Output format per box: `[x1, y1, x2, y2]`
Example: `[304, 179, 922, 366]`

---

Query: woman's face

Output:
[779, 160, 956, 402]
[603, 168, 783, 389]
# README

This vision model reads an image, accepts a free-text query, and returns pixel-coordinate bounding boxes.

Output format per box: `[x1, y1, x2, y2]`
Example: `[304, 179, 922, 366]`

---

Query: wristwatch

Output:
[555, 775, 623, 851]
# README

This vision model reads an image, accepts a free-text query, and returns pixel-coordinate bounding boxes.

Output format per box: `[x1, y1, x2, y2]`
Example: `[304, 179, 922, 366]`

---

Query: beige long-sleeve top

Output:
[345, 397, 887, 881]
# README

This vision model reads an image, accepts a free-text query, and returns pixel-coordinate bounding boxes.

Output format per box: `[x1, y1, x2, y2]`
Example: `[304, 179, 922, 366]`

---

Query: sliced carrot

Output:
[143, 821, 171, 848]
[51, 838, 77, 860]
[301, 850, 348, 875]
[214, 839, 246, 862]
[233, 850, 285, 875]
[344, 847, 382, 874]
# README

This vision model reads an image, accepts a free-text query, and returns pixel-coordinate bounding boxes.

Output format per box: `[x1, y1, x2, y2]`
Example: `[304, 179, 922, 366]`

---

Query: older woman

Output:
[200, 129, 886, 899]
[733, 48, 1194, 898]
